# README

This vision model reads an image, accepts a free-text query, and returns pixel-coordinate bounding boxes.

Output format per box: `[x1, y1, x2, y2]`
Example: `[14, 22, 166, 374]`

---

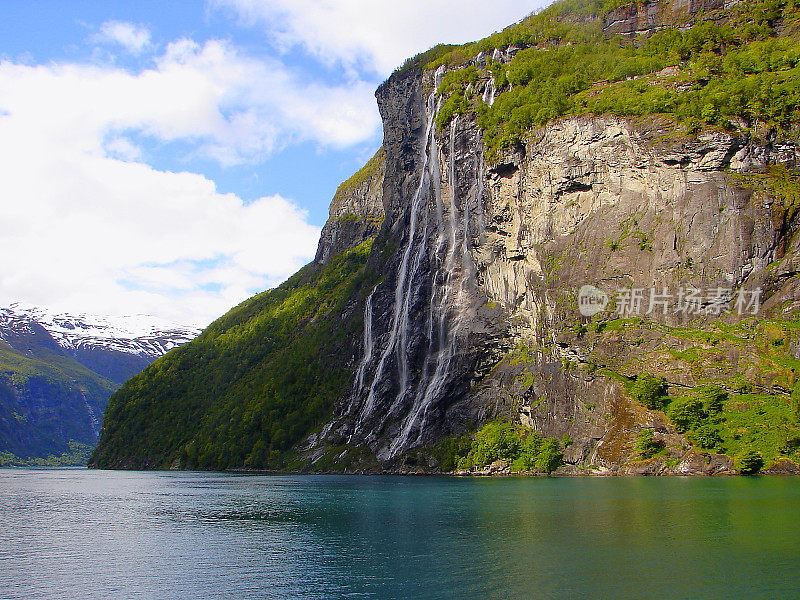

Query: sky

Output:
[0, 0, 547, 326]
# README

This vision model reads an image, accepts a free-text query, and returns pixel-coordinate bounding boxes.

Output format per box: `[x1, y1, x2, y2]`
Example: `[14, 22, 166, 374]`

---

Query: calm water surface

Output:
[0, 469, 798, 599]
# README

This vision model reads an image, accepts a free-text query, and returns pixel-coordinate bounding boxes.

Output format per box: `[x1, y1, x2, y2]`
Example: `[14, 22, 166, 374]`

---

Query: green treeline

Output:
[0, 441, 94, 467]
[437, 421, 566, 474]
[426, 0, 800, 161]
[91, 240, 376, 470]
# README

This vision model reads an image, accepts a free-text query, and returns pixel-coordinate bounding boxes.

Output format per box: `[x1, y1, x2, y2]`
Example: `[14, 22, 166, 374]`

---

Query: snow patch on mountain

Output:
[0, 303, 201, 359]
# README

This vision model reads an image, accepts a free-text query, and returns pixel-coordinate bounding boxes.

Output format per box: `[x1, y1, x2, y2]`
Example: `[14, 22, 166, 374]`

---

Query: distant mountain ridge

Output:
[0, 304, 200, 383]
[0, 304, 200, 462]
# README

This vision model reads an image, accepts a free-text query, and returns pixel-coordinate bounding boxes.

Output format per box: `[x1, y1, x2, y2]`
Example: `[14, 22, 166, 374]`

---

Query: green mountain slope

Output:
[91, 240, 376, 469]
[0, 343, 116, 461]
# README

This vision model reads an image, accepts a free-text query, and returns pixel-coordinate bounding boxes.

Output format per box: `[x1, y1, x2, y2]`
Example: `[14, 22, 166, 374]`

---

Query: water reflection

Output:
[0, 470, 799, 599]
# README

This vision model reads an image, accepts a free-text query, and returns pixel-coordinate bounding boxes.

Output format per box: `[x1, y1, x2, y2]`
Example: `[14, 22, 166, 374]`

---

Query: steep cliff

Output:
[92, 0, 800, 474]
[467, 115, 800, 474]
[315, 147, 385, 264]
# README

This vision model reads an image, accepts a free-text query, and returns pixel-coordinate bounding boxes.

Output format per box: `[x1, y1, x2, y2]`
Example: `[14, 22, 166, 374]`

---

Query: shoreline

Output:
[82, 459, 800, 477]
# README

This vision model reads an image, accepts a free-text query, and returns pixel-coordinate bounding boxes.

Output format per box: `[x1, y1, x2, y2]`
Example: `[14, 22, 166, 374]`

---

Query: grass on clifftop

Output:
[333, 147, 385, 203]
[424, 0, 800, 161]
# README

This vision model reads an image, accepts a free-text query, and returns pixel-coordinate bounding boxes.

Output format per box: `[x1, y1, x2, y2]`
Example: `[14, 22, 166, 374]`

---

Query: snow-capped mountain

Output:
[0, 303, 201, 384]
[0, 303, 202, 462]
[0, 303, 201, 359]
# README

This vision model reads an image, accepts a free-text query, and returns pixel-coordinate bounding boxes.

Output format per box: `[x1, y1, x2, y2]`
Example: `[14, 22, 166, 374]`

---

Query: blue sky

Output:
[0, 0, 546, 325]
[1, 0, 381, 224]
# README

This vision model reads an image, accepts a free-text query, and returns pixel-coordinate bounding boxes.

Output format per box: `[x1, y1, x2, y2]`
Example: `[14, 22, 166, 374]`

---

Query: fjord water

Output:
[1, 470, 799, 599]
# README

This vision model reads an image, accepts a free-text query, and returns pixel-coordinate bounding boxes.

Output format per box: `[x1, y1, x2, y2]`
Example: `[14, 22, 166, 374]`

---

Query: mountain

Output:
[0, 304, 200, 383]
[0, 304, 199, 463]
[92, 0, 800, 475]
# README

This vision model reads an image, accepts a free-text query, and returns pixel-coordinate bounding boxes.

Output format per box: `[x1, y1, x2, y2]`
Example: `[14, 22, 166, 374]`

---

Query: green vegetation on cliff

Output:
[0, 344, 115, 401]
[333, 147, 385, 203]
[624, 317, 800, 470]
[439, 421, 565, 475]
[636, 429, 666, 459]
[427, 0, 800, 160]
[91, 240, 377, 470]
[629, 373, 668, 410]
[505, 310, 800, 472]
[733, 164, 800, 227]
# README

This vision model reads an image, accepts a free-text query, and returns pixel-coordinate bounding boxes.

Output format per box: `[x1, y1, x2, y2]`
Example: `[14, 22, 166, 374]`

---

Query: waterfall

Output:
[435, 64, 445, 89]
[352, 89, 439, 429]
[387, 116, 475, 458]
[353, 284, 378, 392]
[483, 78, 496, 107]
[83, 392, 100, 438]
[345, 64, 484, 459]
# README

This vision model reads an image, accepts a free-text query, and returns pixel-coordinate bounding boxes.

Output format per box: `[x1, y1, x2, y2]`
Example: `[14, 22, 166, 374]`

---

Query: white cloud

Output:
[0, 38, 383, 325]
[0, 146, 320, 324]
[0, 2, 553, 327]
[214, 0, 550, 76]
[105, 136, 142, 161]
[11, 38, 378, 166]
[94, 21, 153, 55]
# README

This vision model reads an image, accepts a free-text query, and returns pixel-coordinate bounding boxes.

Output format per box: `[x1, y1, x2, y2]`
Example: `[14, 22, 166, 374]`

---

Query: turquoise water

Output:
[0, 470, 798, 599]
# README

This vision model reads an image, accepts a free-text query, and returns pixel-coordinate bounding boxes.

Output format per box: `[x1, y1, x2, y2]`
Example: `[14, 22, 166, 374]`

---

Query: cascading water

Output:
[349, 88, 439, 431]
[482, 78, 496, 107]
[83, 392, 100, 437]
[346, 65, 485, 459]
[387, 116, 477, 458]
[353, 284, 378, 392]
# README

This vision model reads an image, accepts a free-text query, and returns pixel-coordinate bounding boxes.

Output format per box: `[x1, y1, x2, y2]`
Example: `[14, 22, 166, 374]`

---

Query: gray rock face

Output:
[469, 114, 798, 472]
[478, 116, 792, 335]
[603, 0, 742, 37]
[309, 56, 799, 473]
[315, 148, 385, 264]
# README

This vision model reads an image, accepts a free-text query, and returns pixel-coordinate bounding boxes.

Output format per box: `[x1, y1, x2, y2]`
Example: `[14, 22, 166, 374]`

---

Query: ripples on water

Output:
[1, 469, 799, 599]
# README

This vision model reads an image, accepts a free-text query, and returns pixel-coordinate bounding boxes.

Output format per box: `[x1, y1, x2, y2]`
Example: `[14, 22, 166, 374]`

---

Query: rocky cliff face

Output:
[315, 148, 386, 264]
[314, 67, 506, 463]
[309, 47, 800, 474]
[469, 113, 799, 474]
[603, 0, 742, 36]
